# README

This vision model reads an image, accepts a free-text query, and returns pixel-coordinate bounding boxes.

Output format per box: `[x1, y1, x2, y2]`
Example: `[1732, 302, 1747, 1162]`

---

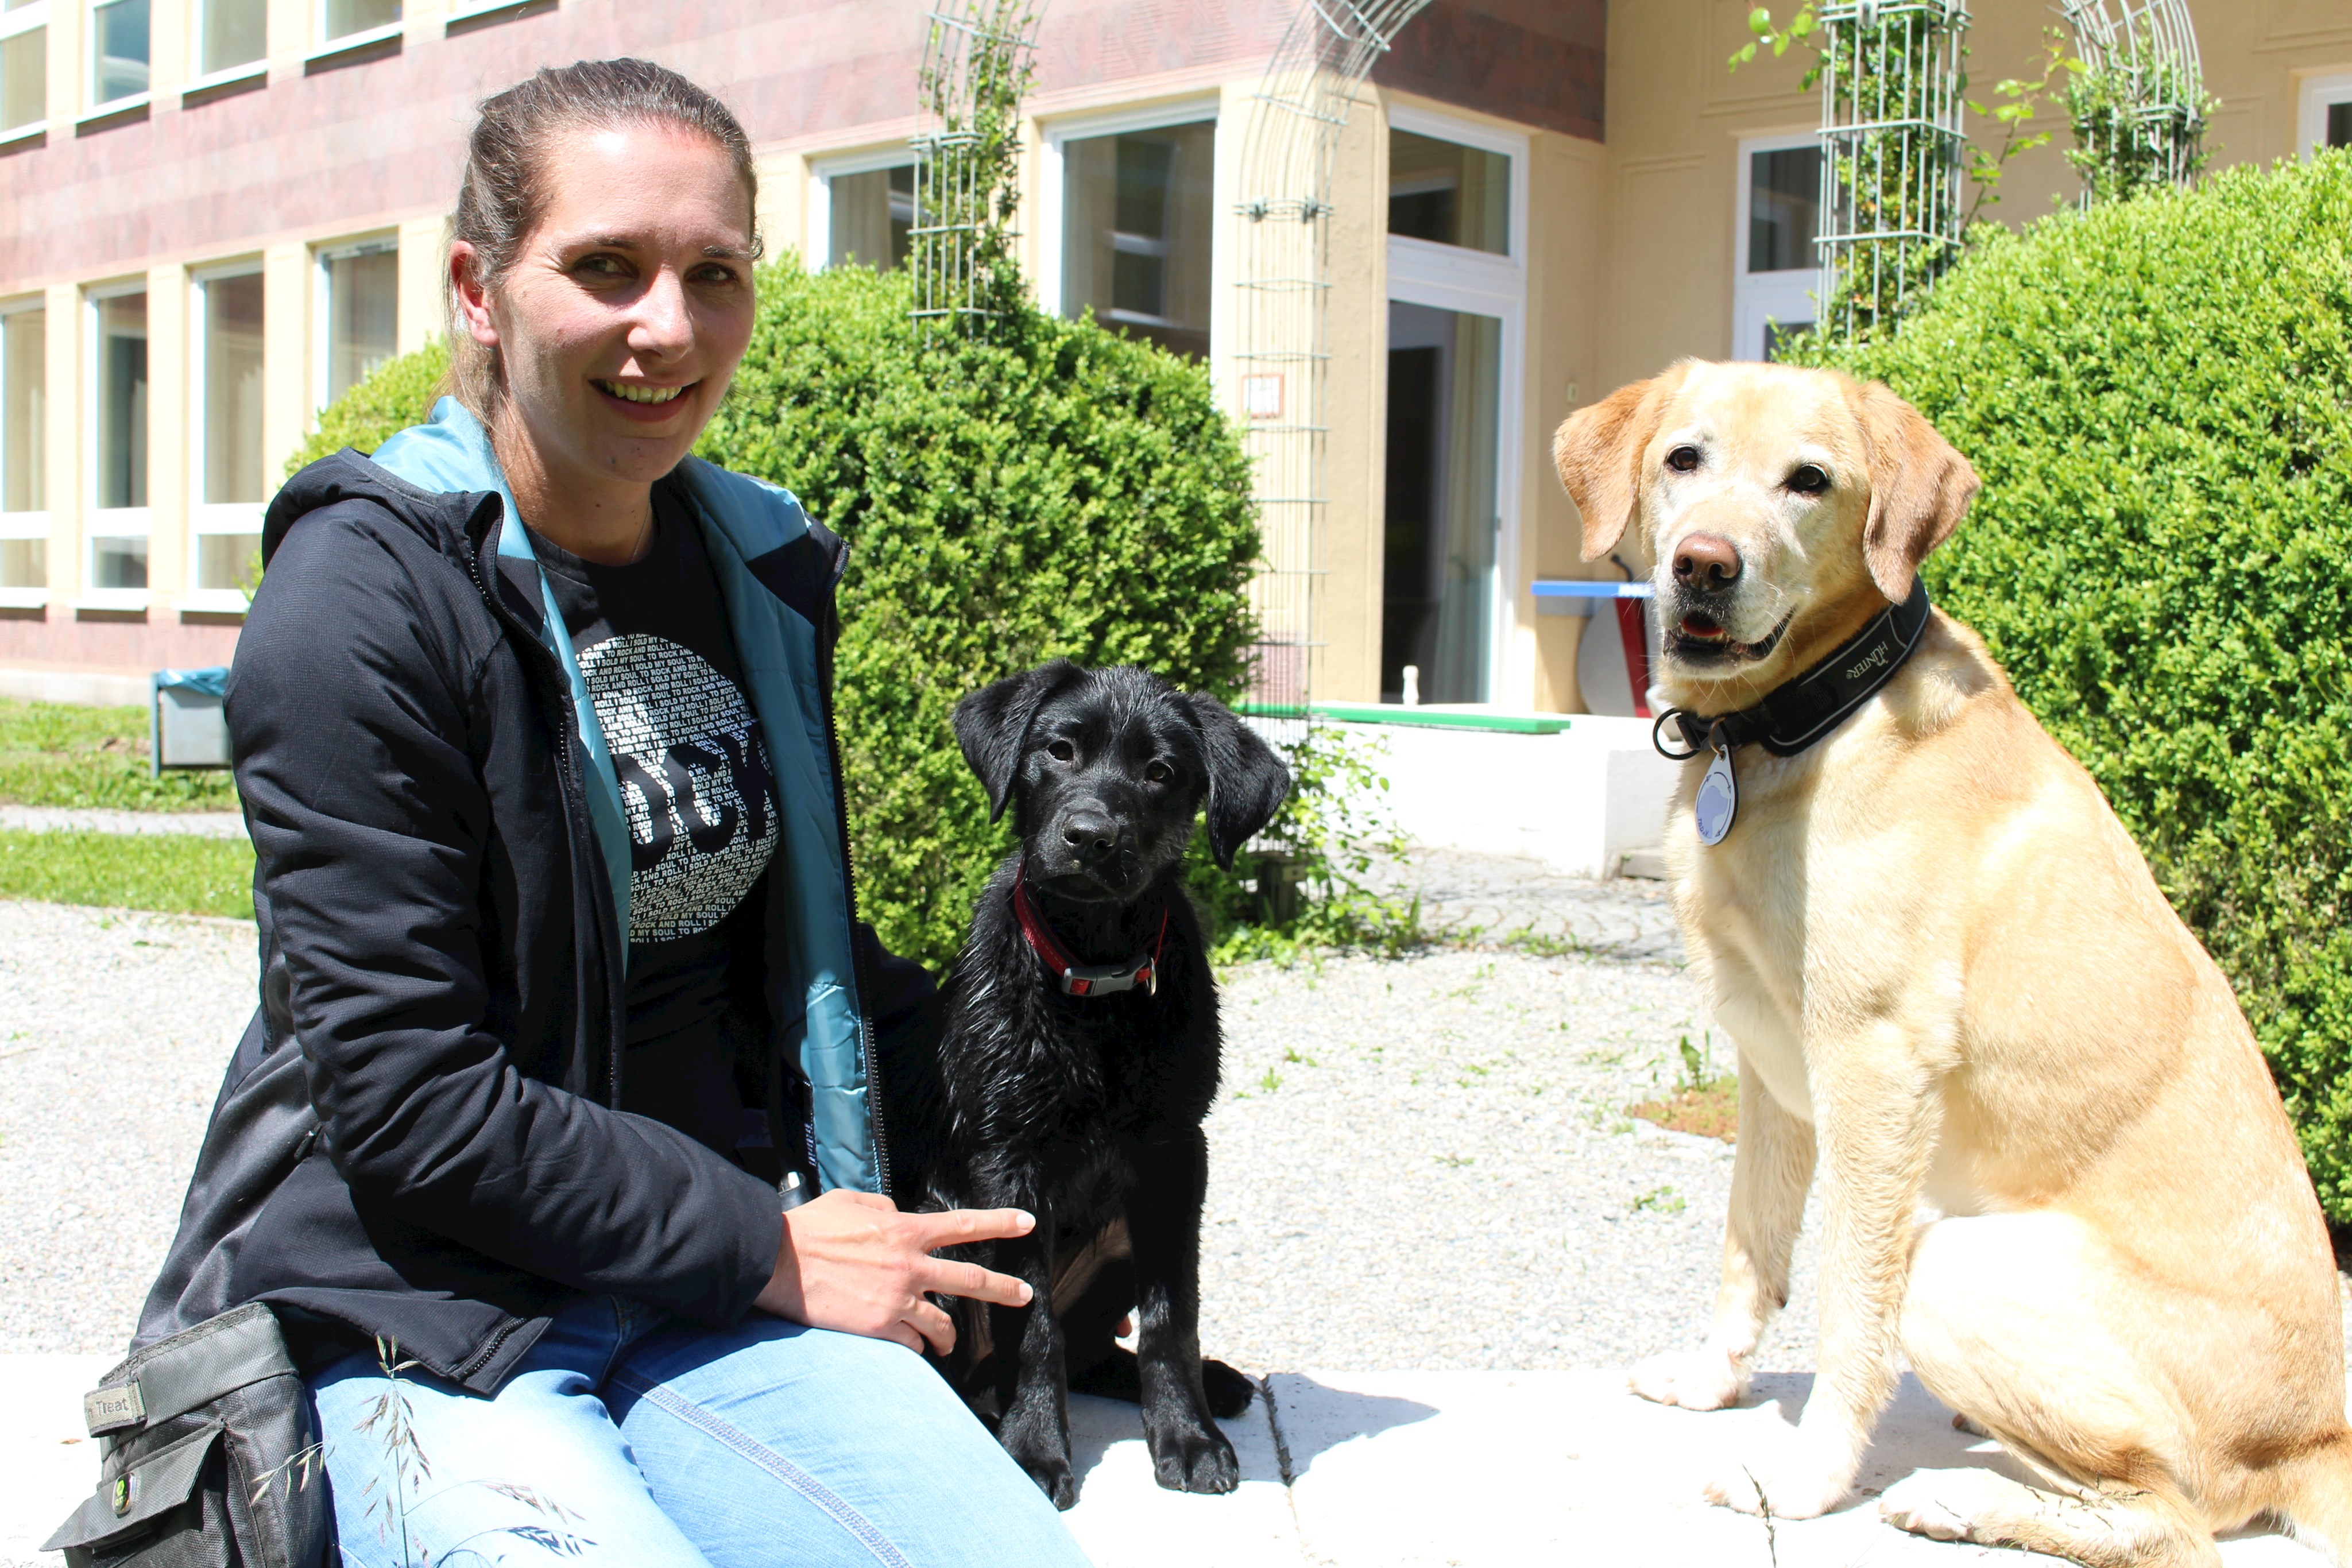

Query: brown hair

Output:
[444, 58, 762, 419]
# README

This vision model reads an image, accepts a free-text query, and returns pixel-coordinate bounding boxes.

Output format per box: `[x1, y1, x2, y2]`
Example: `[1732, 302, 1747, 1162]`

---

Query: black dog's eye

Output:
[1046, 740, 1076, 763]
[1786, 464, 1831, 495]
[1144, 760, 1173, 784]
[1665, 445, 1701, 474]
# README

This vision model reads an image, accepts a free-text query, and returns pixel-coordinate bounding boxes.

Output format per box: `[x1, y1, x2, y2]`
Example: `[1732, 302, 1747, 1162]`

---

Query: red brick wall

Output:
[1372, 0, 1606, 142]
[1, 0, 1301, 288]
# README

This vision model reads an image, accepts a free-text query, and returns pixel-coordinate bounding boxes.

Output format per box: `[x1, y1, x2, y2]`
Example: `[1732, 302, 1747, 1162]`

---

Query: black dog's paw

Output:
[1147, 1418, 1240, 1495]
[1000, 1419, 1080, 1510]
[1202, 1358, 1256, 1419]
[1022, 1453, 1080, 1511]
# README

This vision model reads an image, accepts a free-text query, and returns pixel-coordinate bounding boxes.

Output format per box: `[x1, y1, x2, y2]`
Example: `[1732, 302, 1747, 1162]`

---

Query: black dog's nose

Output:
[1062, 812, 1119, 865]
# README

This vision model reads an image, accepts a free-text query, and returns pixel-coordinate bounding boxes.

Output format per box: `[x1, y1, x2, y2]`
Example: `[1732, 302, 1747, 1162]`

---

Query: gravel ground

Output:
[1197, 941, 1824, 1376]
[0, 902, 256, 1355]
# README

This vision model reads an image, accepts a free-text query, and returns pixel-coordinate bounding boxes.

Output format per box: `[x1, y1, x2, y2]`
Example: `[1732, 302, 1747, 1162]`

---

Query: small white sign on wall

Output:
[1241, 373, 1283, 421]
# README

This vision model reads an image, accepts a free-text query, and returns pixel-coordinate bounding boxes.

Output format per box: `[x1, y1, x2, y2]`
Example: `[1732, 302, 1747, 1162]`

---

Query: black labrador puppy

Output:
[881, 660, 1290, 1509]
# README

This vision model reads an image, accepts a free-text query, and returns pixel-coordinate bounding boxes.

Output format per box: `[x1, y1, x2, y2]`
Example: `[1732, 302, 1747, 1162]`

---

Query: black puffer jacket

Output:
[137, 435, 927, 1393]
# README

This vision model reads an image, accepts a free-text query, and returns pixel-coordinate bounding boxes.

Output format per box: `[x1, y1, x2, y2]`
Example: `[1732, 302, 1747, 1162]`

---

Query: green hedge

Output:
[283, 262, 1259, 967]
[1788, 153, 2352, 1217]
[701, 265, 1257, 961]
[285, 336, 451, 477]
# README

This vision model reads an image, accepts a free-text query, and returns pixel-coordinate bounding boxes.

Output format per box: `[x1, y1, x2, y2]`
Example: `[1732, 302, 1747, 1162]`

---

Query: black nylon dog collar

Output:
[1654, 578, 1933, 761]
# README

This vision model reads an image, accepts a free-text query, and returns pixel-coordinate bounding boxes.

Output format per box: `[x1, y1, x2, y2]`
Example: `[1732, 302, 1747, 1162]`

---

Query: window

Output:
[88, 284, 147, 598]
[1055, 116, 1214, 361]
[2300, 72, 2352, 158]
[317, 238, 396, 405]
[1, 0, 45, 135]
[192, 266, 262, 603]
[0, 303, 44, 602]
[828, 163, 914, 271]
[1387, 129, 1510, 255]
[318, 0, 395, 45]
[88, 0, 145, 106]
[198, 0, 263, 78]
[1734, 136, 1821, 362]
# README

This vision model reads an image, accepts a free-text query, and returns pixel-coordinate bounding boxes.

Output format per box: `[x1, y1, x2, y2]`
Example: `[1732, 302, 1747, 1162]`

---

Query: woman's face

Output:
[458, 122, 757, 492]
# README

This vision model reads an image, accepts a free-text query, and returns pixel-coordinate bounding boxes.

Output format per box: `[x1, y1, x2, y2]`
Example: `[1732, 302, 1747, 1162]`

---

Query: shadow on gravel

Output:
[1262, 1376, 1438, 1478]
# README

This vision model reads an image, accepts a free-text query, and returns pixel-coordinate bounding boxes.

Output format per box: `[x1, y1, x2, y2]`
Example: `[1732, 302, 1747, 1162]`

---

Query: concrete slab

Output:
[3, 1357, 2335, 1566]
[2, 1353, 112, 1566]
[1062, 1391, 1305, 1567]
[1320, 716, 1678, 879]
[1268, 1370, 2333, 1567]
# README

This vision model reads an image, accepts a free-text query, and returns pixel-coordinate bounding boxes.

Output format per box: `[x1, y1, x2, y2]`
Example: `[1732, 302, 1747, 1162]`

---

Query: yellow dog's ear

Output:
[1857, 381, 1979, 601]
[1553, 366, 1685, 561]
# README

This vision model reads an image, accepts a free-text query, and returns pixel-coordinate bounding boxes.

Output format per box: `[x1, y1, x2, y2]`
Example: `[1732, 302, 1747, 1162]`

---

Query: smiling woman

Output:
[113, 58, 1093, 1568]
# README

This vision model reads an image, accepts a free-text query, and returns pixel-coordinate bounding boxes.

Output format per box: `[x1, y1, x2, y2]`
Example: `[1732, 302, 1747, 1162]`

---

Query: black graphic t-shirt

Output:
[529, 482, 779, 1158]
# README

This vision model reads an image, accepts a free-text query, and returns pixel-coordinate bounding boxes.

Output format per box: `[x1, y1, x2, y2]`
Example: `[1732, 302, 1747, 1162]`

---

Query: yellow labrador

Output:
[1554, 359, 2352, 1566]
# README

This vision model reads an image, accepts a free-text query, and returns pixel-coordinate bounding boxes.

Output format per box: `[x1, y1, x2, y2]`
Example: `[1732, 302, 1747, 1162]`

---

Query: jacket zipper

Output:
[462, 510, 628, 1109]
[817, 578, 892, 1197]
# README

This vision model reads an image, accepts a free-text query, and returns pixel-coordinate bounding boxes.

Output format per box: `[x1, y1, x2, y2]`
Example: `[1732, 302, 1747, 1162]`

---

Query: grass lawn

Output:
[0, 698, 239, 811]
[0, 829, 255, 918]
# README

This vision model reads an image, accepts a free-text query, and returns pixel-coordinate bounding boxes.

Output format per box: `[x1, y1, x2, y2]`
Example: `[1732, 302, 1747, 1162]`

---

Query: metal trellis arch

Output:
[1229, 0, 1433, 728]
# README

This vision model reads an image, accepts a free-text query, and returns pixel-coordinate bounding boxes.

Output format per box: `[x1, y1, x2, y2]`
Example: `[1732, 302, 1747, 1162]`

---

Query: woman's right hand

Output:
[753, 1189, 1036, 1354]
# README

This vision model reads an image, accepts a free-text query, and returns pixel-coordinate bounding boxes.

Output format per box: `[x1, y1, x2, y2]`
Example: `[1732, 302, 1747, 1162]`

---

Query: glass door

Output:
[1382, 300, 1500, 705]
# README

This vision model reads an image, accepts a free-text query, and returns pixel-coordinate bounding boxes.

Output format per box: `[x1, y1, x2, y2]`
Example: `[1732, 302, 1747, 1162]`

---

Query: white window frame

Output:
[803, 145, 916, 274]
[83, 277, 149, 610]
[84, 0, 148, 114]
[1037, 95, 1222, 329]
[0, 0, 49, 146]
[1734, 131, 1822, 363]
[0, 295, 47, 608]
[2299, 71, 2352, 159]
[187, 259, 264, 613]
[309, 0, 399, 57]
[185, 0, 267, 94]
[1383, 105, 1529, 708]
[1386, 102, 1529, 264]
[312, 232, 396, 420]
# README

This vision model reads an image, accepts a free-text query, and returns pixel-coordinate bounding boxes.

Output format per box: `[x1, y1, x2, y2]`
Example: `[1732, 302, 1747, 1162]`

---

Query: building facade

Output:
[1, 0, 2347, 710]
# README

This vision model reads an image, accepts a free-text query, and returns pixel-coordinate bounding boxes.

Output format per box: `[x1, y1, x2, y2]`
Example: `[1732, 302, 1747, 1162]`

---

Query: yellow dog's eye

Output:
[1666, 446, 1701, 473]
[1788, 464, 1831, 494]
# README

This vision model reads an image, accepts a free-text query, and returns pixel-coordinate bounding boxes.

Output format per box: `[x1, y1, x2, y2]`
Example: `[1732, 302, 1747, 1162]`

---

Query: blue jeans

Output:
[308, 1295, 1091, 1567]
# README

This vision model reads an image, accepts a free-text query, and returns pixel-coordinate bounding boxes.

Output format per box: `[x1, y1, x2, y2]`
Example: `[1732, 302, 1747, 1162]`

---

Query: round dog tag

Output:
[1694, 746, 1738, 846]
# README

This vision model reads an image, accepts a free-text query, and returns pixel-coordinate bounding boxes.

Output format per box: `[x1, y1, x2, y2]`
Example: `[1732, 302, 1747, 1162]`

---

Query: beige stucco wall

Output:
[1598, 0, 2352, 400]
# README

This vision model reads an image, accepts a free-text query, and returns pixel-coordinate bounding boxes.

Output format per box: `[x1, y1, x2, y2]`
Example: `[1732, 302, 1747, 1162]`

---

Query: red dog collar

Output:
[1012, 860, 1169, 998]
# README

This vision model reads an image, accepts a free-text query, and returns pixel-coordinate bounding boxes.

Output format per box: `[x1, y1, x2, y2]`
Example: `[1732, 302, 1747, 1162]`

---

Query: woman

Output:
[137, 59, 1093, 1568]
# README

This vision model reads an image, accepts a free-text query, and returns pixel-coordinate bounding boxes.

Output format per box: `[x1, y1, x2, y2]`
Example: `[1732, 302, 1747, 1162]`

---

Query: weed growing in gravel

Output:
[1630, 1184, 1686, 1215]
[1627, 1032, 1740, 1141]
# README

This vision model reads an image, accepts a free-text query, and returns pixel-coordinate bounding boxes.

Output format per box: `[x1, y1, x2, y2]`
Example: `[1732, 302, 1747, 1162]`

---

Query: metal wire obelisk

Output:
[1229, 0, 1432, 736]
[2059, 0, 2208, 201]
[1812, 0, 1970, 338]
[910, 0, 1038, 334]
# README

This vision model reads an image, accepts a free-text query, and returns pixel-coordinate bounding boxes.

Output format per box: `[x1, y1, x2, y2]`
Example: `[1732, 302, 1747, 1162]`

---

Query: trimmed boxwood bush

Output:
[1788, 154, 2352, 1217]
[699, 263, 1258, 963]
[280, 261, 1259, 967]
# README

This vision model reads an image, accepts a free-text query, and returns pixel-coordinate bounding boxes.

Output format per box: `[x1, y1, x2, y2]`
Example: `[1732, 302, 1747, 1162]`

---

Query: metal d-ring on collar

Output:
[1652, 578, 1935, 765]
[1011, 860, 1169, 998]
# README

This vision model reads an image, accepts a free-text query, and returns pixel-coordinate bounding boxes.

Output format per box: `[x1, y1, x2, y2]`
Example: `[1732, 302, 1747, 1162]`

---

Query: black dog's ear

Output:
[954, 660, 1085, 822]
[1181, 692, 1293, 869]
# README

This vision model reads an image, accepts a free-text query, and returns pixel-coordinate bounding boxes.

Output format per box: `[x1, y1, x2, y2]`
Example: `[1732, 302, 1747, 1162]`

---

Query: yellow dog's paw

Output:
[1627, 1348, 1748, 1411]
[1877, 1472, 1976, 1541]
[1701, 1424, 1858, 1520]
